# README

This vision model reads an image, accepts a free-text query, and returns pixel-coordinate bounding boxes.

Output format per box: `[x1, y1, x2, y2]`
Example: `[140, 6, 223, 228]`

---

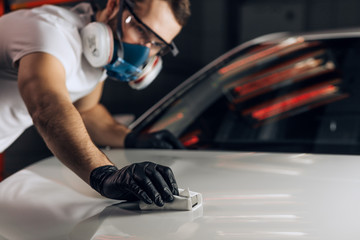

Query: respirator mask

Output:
[81, 0, 178, 90]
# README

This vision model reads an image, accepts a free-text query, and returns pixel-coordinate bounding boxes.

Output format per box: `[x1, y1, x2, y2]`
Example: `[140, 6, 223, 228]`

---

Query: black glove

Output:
[124, 129, 185, 149]
[90, 162, 179, 207]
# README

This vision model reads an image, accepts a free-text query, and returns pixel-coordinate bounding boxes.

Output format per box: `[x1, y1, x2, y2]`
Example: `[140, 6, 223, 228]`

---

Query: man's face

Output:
[121, 0, 182, 57]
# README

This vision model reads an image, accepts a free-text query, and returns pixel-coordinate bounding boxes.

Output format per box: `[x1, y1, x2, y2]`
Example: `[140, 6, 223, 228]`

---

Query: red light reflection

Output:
[248, 84, 338, 121]
[182, 136, 200, 147]
[218, 37, 312, 77]
[231, 57, 330, 102]
[180, 129, 202, 147]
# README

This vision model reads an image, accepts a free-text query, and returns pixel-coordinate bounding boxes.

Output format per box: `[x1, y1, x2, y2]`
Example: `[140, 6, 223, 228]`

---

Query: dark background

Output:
[4, 0, 360, 176]
[102, 0, 360, 117]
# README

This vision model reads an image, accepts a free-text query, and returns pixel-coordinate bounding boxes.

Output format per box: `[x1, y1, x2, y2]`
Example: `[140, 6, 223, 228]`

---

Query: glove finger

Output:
[139, 176, 164, 207]
[156, 164, 179, 196]
[145, 164, 174, 202]
[128, 179, 153, 204]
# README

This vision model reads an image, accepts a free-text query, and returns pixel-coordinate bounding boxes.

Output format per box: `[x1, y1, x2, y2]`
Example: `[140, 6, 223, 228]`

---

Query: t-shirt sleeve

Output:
[3, 9, 77, 77]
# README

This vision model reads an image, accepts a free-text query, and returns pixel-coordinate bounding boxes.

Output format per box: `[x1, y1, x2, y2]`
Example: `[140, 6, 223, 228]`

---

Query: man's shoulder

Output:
[33, 2, 93, 26]
[2, 8, 78, 50]
[0, 5, 86, 75]
[4, 2, 92, 29]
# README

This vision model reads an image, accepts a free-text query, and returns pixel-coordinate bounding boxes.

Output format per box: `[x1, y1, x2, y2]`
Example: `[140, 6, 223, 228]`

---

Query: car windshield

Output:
[132, 33, 360, 154]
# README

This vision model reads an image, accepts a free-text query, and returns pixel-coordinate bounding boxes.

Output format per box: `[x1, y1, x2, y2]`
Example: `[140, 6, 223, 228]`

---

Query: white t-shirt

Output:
[0, 3, 107, 152]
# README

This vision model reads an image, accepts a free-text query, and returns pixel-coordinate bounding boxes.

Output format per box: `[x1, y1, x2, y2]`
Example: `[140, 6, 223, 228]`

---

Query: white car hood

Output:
[0, 149, 360, 239]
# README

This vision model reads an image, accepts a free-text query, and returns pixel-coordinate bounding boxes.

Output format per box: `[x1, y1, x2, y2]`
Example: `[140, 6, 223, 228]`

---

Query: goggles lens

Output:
[121, 1, 178, 56]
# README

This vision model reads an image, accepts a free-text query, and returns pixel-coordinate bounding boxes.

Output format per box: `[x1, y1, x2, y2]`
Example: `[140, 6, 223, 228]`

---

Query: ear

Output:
[97, 0, 121, 23]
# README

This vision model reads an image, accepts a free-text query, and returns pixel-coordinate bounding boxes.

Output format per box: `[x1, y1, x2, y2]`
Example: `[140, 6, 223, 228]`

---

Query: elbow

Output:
[28, 95, 55, 131]
[26, 92, 70, 132]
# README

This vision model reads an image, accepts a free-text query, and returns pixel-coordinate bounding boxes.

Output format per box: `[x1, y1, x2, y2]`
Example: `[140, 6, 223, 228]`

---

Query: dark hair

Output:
[168, 0, 191, 26]
[150, 0, 191, 26]
[91, 0, 191, 26]
[90, 0, 107, 12]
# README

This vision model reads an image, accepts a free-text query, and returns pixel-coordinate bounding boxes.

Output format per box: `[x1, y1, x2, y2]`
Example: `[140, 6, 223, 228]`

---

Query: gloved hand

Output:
[90, 162, 179, 207]
[124, 129, 185, 149]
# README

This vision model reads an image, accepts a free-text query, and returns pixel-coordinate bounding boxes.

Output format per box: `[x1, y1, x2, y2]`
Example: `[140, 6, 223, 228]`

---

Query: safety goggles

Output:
[121, 0, 179, 57]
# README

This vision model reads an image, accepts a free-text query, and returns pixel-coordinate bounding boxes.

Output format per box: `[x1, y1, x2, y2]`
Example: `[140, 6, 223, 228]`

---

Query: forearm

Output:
[30, 94, 112, 184]
[80, 103, 131, 148]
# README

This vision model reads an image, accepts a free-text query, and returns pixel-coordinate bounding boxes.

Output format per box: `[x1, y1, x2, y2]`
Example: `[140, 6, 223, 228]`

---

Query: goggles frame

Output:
[119, 0, 179, 57]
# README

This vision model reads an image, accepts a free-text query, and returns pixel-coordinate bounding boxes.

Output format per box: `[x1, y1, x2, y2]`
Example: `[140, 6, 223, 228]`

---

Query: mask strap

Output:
[117, 0, 126, 35]
[113, 0, 127, 59]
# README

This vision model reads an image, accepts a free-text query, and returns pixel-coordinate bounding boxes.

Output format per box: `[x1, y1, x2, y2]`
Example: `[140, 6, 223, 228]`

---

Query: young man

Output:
[0, 0, 191, 206]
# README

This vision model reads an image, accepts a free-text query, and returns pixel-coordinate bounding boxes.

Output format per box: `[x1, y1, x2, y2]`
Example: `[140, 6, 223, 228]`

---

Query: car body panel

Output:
[3, 28, 360, 239]
[1, 149, 360, 239]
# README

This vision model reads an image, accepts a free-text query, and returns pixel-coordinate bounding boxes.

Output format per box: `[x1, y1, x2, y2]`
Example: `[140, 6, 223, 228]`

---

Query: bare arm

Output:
[73, 82, 131, 148]
[18, 52, 112, 184]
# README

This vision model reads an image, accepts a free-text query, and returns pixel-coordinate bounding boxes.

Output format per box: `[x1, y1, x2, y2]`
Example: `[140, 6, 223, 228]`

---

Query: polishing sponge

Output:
[139, 188, 202, 211]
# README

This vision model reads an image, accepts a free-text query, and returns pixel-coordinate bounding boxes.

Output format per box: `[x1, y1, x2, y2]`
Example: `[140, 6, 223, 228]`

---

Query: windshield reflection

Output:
[136, 36, 360, 155]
